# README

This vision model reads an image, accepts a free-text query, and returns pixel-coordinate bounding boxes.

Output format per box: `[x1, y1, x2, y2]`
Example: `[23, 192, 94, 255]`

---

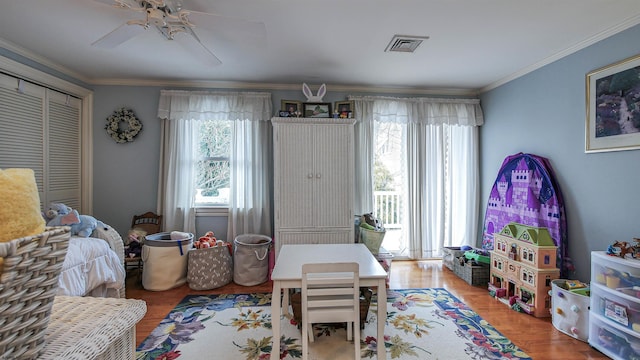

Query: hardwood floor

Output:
[126, 260, 607, 359]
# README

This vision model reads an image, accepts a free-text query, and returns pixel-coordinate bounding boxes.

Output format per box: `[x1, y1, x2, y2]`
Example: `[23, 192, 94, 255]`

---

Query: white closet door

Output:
[313, 124, 352, 228]
[46, 89, 81, 209]
[275, 123, 315, 228]
[0, 73, 81, 209]
[0, 73, 46, 193]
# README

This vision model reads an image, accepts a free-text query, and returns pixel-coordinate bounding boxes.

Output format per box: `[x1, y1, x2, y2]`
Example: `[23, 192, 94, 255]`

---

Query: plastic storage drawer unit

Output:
[589, 251, 640, 360]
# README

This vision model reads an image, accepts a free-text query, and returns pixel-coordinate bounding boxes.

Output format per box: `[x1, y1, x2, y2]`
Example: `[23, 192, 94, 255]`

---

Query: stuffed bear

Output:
[44, 203, 102, 237]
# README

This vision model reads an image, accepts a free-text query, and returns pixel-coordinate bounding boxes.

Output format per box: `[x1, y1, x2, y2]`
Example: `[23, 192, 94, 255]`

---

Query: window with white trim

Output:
[194, 120, 231, 206]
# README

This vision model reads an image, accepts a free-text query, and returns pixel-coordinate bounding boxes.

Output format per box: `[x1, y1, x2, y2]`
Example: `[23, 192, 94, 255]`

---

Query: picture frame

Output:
[335, 100, 355, 118]
[303, 102, 332, 118]
[586, 53, 640, 153]
[280, 100, 303, 117]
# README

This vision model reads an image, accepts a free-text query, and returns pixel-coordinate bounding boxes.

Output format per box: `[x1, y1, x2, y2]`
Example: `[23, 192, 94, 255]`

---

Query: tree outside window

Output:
[195, 120, 231, 205]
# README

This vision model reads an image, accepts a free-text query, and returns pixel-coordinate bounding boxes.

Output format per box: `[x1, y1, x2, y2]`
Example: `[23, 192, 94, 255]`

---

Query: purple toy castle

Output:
[482, 153, 570, 277]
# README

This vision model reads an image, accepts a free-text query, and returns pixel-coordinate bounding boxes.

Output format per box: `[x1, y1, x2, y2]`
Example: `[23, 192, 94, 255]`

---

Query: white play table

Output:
[270, 243, 388, 359]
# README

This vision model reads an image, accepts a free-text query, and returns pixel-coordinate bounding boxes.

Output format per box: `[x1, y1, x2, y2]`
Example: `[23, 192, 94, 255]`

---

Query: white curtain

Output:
[157, 90, 273, 240]
[352, 98, 375, 215]
[349, 95, 483, 259]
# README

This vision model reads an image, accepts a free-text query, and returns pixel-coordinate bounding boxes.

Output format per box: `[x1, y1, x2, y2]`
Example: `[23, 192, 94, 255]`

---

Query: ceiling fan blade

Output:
[184, 11, 267, 43]
[92, 23, 145, 48]
[174, 30, 222, 66]
[92, 0, 142, 10]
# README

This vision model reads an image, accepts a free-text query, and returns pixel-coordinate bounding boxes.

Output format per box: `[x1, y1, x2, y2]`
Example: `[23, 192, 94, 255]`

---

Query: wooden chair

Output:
[301, 262, 360, 360]
[130, 211, 163, 235]
[127, 212, 162, 279]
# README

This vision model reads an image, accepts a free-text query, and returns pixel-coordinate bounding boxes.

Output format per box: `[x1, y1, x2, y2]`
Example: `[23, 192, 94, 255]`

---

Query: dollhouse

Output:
[488, 222, 560, 317]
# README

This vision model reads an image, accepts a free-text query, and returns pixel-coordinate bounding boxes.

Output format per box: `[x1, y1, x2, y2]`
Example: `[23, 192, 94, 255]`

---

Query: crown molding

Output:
[91, 77, 479, 96]
[0, 38, 93, 85]
[0, 52, 91, 97]
[482, 13, 640, 93]
[1, 38, 478, 96]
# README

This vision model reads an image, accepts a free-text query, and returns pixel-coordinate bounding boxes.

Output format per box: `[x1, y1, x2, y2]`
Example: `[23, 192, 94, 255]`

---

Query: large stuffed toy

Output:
[44, 203, 103, 237]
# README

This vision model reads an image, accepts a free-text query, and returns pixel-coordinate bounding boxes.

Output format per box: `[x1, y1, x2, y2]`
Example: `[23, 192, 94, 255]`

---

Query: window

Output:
[194, 120, 231, 206]
[156, 90, 272, 235]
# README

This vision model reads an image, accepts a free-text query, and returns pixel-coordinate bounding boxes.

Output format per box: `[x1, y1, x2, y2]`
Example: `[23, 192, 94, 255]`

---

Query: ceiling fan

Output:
[91, 0, 266, 65]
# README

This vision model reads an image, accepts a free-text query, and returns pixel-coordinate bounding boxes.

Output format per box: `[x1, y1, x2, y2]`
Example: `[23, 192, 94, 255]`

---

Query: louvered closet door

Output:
[0, 73, 81, 209]
[47, 89, 81, 209]
[0, 73, 46, 193]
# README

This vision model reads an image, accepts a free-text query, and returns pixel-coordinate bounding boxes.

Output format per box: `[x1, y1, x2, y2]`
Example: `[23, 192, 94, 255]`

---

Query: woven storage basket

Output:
[359, 228, 386, 255]
[453, 257, 490, 286]
[0, 226, 70, 360]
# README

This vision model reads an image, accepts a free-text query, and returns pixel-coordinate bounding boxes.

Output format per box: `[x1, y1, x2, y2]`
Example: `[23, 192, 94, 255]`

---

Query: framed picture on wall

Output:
[586, 53, 640, 153]
[335, 100, 354, 118]
[303, 102, 331, 118]
[280, 100, 302, 117]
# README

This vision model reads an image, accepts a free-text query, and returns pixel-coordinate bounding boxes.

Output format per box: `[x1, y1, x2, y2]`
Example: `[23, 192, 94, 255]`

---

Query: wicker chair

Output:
[39, 296, 147, 360]
[0, 227, 70, 359]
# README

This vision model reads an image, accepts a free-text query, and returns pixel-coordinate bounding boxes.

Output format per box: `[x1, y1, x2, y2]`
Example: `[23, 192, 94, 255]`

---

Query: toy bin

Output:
[592, 252, 640, 290]
[442, 247, 465, 271]
[376, 247, 394, 286]
[233, 234, 272, 286]
[592, 283, 640, 332]
[589, 315, 640, 360]
[589, 251, 640, 359]
[142, 231, 194, 291]
[454, 257, 490, 286]
[359, 227, 386, 255]
[187, 245, 233, 290]
[551, 279, 591, 342]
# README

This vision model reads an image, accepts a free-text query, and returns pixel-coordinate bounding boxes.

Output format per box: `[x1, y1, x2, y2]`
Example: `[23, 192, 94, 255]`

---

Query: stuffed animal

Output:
[126, 228, 146, 258]
[44, 203, 102, 237]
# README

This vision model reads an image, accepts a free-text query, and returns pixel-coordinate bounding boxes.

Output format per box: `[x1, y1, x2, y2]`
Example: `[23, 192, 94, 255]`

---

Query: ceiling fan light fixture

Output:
[146, 8, 166, 26]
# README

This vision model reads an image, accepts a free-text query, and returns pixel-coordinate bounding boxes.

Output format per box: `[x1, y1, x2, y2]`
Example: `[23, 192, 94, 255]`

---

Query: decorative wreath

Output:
[105, 107, 143, 143]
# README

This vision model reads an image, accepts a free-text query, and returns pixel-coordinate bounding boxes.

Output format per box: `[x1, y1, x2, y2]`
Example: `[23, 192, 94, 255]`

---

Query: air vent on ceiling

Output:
[385, 35, 430, 53]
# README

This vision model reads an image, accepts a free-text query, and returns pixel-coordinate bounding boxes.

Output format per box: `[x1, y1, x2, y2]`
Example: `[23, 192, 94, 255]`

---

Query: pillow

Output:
[0, 168, 46, 242]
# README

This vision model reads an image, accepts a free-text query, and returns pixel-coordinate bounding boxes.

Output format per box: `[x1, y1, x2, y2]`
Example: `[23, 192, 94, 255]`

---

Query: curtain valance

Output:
[348, 95, 483, 126]
[158, 90, 272, 122]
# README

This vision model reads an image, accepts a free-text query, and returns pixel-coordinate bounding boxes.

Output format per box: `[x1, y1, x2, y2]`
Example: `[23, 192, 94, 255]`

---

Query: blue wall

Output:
[92, 86, 162, 234]
[479, 24, 640, 281]
[6, 23, 640, 282]
[91, 87, 378, 237]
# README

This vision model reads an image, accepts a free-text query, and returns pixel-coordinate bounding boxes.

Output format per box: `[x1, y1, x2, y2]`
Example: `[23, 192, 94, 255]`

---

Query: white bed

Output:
[57, 225, 126, 298]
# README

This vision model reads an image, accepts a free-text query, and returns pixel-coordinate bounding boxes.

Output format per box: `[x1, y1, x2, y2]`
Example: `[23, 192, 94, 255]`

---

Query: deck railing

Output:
[374, 191, 402, 229]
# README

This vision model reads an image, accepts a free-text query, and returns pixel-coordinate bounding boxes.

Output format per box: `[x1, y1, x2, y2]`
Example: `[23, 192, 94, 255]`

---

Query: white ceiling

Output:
[2, 0, 640, 94]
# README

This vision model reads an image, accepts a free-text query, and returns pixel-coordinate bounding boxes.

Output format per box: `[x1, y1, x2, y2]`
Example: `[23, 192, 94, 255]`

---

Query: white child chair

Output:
[301, 262, 361, 360]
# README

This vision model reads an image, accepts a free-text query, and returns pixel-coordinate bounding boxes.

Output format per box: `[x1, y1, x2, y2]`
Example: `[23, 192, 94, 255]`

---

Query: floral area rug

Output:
[136, 288, 531, 360]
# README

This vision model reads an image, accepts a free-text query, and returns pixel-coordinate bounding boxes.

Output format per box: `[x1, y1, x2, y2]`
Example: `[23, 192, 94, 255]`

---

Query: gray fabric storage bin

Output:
[187, 245, 233, 290]
[233, 234, 272, 286]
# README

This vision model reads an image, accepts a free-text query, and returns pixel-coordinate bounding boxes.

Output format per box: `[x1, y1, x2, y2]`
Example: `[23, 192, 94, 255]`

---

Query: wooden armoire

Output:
[272, 117, 355, 256]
